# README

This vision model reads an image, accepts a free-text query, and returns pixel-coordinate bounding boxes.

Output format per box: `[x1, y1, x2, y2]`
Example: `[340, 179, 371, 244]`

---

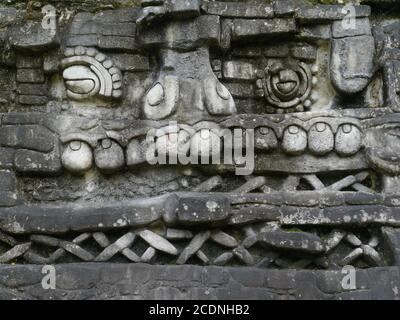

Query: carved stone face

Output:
[261, 61, 318, 113]
[365, 124, 400, 175]
[271, 68, 301, 102]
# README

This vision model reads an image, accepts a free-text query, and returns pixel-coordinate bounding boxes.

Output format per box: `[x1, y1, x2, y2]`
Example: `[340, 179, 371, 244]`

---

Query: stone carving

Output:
[330, 19, 375, 95]
[138, 0, 236, 120]
[61, 135, 125, 174]
[1, 0, 400, 300]
[365, 118, 400, 176]
[61, 46, 123, 101]
[61, 140, 93, 173]
[143, 48, 236, 120]
[258, 61, 318, 113]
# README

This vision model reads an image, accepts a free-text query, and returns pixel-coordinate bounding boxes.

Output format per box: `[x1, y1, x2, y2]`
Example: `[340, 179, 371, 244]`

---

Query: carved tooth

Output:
[62, 141, 93, 173]
[308, 123, 334, 156]
[335, 124, 362, 156]
[282, 125, 308, 155]
[94, 139, 125, 174]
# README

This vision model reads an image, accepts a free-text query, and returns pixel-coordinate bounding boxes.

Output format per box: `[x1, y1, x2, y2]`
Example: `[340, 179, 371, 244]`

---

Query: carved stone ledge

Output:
[0, 264, 399, 300]
[2, 192, 400, 235]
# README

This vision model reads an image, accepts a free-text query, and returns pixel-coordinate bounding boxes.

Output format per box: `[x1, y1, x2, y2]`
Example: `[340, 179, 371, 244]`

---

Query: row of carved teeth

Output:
[61, 122, 363, 174]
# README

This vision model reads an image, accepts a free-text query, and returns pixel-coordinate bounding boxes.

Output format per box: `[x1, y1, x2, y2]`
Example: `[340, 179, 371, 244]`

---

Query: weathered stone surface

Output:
[110, 54, 150, 71]
[0, 148, 15, 169]
[332, 18, 372, 38]
[16, 55, 43, 69]
[18, 95, 48, 106]
[0, 196, 167, 234]
[176, 194, 230, 224]
[0, 243, 30, 263]
[291, 43, 317, 61]
[139, 15, 220, 49]
[0, 0, 400, 301]
[0, 191, 17, 207]
[299, 24, 331, 41]
[330, 35, 375, 94]
[11, 22, 59, 52]
[296, 5, 371, 23]
[382, 228, 400, 266]
[0, 171, 16, 191]
[177, 231, 211, 264]
[1, 264, 398, 300]
[223, 60, 256, 81]
[232, 19, 296, 41]
[138, 229, 178, 255]
[95, 232, 136, 262]
[17, 84, 48, 96]
[16, 69, 45, 84]
[14, 149, 62, 174]
[258, 229, 325, 254]
[203, 1, 274, 18]
[0, 8, 24, 28]
[0, 125, 55, 153]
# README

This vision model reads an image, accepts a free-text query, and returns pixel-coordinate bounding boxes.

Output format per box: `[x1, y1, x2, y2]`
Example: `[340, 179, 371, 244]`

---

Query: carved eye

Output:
[62, 141, 93, 173]
[61, 46, 123, 101]
[63, 65, 99, 95]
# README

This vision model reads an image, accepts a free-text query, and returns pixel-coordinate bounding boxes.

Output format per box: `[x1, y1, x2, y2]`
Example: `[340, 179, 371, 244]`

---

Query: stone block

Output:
[177, 195, 230, 224]
[18, 95, 49, 106]
[97, 35, 138, 52]
[296, 5, 371, 23]
[110, 54, 150, 72]
[0, 148, 15, 169]
[167, 0, 201, 18]
[223, 60, 256, 81]
[290, 43, 317, 61]
[299, 24, 332, 41]
[17, 84, 49, 96]
[0, 191, 17, 207]
[264, 44, 290, 57]
[11, 22, 59, 52]
[0, 125, 55, 153]
[16, 69, 45, 84]
[332, 18, 372, 38]
[203, 1, 274, 18]
[14, 149, 62, 174]
[232, 18, 297, 41]
[140, 15, 220, 50]
[330, 35, 375, 94]
[0, 171, 16, 191]
[16, 55, 43, 69]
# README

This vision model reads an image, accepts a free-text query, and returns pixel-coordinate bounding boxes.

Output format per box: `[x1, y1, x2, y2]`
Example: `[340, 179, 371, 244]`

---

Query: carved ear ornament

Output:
[257, 61, 318, 113]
